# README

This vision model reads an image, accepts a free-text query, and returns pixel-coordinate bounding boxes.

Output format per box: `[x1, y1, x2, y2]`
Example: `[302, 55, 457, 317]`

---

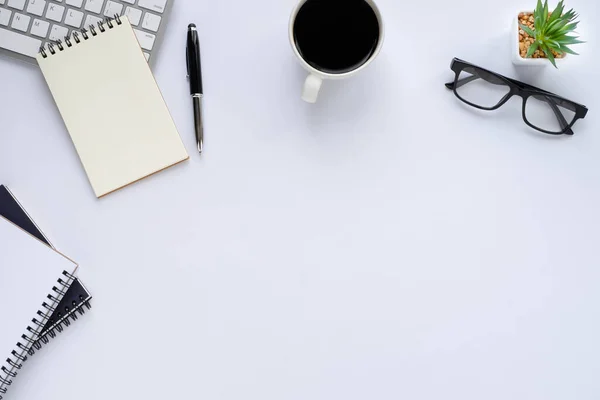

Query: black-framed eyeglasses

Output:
[445, 58, 588, 135]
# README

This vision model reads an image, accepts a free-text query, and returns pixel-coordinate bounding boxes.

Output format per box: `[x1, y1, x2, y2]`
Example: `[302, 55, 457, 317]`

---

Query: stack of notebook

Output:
[0, 185, 92, 399]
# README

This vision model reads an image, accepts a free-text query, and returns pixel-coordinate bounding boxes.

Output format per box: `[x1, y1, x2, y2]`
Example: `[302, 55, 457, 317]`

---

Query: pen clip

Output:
[186, 47, 190, 80]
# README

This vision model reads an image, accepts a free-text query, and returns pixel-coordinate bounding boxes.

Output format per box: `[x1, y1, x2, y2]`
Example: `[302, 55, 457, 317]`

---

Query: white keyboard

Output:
[0, 0, 172, 65]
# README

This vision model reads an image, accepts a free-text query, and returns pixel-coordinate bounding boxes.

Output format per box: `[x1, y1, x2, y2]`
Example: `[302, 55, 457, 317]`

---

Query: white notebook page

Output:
[37, 17, 188, 198]
[0, 216, 78, 376]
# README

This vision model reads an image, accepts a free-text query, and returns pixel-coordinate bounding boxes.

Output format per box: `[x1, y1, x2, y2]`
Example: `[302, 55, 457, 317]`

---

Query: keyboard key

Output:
[46, 3, 64, 22]
[83, 14, 101, 29]
[102, 0, 121, 17]
[0, 0, 5, 4]
[48, 23, 67, 41]
[65, 0, 82, 6]
[30, 18, 49, 37]
[84, 0, 102, 14]
[141, 11, 160, 32]
[137, 0, 166, 13]
[11, 12, 30, 31]
[64, 8, 82, 27]
[0, 26, 41, 56]
[0, 8, 11, 25]
[7, 0, 26, 10]
[122, 0, 133, 3]
[123, 6, 140, 25]
[26, 0, 47, 16]
[133, 28, 154, 50]
[143, 51, 149, 60]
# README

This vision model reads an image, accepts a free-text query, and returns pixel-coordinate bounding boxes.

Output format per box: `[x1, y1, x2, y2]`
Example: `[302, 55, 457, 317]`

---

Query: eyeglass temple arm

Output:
[448, 74, 562, 95]
[445, 76, 571, 133]
[445, 75, 479, 90]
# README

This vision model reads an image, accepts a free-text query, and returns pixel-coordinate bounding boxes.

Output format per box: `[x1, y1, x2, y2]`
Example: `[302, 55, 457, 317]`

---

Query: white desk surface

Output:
[1, 0, 599, 399]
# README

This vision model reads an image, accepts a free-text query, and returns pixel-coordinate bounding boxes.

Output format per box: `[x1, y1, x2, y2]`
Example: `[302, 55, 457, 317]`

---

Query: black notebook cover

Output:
[0, 185, 92, 350]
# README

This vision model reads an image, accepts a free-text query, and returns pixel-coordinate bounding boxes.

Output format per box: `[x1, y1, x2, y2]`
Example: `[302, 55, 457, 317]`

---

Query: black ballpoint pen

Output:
[186, 23, 204, 154]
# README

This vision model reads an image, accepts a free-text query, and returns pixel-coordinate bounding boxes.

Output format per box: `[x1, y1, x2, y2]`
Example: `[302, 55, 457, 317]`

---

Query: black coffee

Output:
[293, 0, 380, 74]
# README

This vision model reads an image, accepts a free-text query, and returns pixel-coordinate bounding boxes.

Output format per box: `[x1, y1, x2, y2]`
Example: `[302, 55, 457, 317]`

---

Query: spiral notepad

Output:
[0, 185, 92, 352]
[36, 16, 189, 198]
[0, 216, 78, 399]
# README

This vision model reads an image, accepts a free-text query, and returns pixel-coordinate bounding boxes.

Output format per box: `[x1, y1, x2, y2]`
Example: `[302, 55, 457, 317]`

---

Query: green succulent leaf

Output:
[536, 0, 543, 16]
[563, 9, 576, 20]
[520, 24, 536, 38]
[560, 46, 579, 55]
[547, 40, 561, 50]
[525, 41, 540, 58]
[543, 44, 558, 68]
[558, 35, 585, 45]
[548, 1, 564, 24]
[546, 19, 569, 35]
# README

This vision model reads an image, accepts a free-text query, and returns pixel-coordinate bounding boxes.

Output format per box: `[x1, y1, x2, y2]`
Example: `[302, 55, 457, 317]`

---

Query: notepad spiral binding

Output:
[39, 15, 122, 58]
[33, 293, 92, 352]
[0, 270, 76, 400]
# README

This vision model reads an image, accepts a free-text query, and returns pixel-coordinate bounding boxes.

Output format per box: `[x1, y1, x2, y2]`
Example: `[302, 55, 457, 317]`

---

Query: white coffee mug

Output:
[289, 0, 385, 103]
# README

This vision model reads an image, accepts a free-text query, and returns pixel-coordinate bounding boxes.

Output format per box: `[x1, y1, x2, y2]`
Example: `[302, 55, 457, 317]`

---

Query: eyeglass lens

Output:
[524, 95, 577, 133]
[454, 67, 510, 109]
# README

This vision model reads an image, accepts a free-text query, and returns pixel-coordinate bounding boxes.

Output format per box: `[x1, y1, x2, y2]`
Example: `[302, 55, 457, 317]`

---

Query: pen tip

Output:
[188, 23, 196, 29]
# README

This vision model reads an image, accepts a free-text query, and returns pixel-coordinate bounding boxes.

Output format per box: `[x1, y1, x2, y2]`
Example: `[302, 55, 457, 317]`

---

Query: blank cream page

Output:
[36, 18, 188, 198]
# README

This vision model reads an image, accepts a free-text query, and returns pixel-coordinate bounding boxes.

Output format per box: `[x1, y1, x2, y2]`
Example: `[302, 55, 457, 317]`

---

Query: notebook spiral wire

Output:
[39, 15, 122, 58]
[32, 293, 92, 351]
[0, 270, 76, 399]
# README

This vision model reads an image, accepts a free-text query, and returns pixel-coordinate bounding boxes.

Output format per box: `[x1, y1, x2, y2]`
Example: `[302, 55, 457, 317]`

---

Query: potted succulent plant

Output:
[512, 0, 583, 67]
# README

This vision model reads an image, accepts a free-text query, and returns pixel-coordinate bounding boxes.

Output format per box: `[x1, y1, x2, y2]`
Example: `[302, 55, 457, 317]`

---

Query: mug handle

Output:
[302, 74, 323, 103]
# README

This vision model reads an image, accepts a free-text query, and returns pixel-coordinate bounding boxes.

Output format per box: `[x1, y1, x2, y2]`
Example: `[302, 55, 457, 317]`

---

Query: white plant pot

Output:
[511, 11, 566, 66]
